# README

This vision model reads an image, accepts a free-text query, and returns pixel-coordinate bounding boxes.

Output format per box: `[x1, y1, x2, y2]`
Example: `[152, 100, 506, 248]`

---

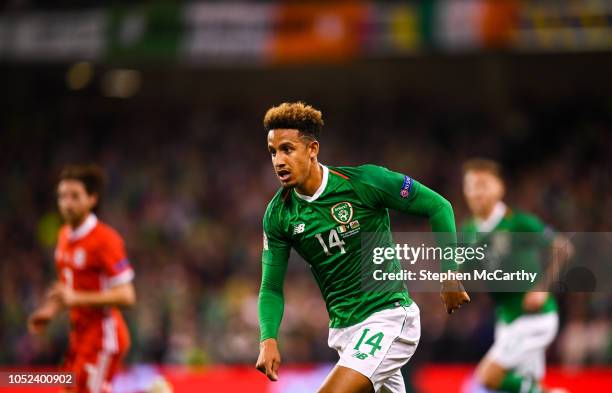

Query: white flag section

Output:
[0, 11, 106, 61]
[181, 3, 274, 65]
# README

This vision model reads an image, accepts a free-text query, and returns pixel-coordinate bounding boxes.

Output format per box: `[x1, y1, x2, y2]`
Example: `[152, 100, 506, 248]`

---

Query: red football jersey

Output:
[55, 214, 133, 354]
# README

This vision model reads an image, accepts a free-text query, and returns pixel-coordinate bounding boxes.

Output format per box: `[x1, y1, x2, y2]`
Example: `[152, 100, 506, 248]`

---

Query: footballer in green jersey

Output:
[255, 102, 470, 393]
[461, 159, 572, 393]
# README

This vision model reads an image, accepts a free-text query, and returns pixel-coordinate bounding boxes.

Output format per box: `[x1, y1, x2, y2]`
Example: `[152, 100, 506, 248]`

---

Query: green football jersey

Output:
[461, 203, 557, 323]
[259, 164, 457, 341]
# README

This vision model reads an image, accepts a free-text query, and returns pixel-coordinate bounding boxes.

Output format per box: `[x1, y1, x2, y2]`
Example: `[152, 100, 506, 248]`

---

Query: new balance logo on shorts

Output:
[352, 352, 369, 360]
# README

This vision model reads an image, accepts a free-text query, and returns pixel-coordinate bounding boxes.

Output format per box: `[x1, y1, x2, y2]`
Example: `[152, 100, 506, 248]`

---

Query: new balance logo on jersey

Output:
[352, 351, 369, 360]
[293, 223, 306, 234]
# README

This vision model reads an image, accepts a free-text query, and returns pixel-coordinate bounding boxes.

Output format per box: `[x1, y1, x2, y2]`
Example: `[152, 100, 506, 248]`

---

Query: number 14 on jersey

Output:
[314, 229, 346, 255]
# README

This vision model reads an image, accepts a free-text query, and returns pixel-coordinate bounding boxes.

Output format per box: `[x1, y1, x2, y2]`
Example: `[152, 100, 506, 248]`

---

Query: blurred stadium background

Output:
[0, 1, 611, 392]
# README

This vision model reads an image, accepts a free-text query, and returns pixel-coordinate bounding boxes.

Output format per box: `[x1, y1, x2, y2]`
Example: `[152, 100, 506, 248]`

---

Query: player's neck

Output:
[475, 201, 503, 220]
[296, 162, 323, 197]
[68, 213, 90, 230]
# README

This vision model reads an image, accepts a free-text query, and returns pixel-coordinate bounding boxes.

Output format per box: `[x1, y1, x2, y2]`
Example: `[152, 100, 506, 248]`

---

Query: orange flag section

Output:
[269, 3, 369, 64]
[481, 0, 520, 48]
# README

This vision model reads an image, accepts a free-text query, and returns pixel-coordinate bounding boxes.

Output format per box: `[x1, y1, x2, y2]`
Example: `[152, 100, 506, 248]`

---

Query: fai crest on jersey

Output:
[73, 247, 87, 268]
[331, 202, 354, 224]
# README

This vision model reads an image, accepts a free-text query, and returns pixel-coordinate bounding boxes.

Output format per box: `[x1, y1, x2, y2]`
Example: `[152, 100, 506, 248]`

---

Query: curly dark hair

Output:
[263, 102, 324, 139]
[59, 164, 107, 208]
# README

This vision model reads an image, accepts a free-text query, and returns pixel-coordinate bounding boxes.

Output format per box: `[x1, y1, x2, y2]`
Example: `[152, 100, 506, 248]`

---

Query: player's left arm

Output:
[521, 216, 574, 311]
[356, 165, 470, 313]
[51, 230, 136, 308]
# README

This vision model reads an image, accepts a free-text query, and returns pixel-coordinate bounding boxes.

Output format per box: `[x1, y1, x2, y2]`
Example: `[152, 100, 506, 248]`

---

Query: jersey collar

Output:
[68, 213, 98, 241]
[294, 164, 328, 203]
[476, 201, 507, 233]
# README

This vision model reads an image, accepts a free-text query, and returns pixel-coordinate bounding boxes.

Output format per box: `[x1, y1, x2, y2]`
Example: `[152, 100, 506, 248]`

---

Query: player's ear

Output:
[309, 140, 319, 158]
[88, 193, 99, 209]
[498, 178, 506, 199]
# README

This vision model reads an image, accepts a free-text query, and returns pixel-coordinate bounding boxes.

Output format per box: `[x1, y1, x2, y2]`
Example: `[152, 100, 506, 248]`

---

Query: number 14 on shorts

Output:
[352, 328, 384, 359]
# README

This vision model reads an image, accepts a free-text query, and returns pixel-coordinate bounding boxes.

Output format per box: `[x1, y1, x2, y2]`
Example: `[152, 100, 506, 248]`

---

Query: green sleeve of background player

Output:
[258, 200, 291, 341]
[340, 164, 458, 271]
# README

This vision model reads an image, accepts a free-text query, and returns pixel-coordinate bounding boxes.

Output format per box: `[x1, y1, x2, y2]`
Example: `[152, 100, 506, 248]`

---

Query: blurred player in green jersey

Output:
[461, 159, 572, 393]
[255, 102, 470, 393]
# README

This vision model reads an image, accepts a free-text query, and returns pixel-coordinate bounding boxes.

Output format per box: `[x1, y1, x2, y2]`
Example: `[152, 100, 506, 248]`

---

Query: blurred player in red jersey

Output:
[28, 164, 136, 393]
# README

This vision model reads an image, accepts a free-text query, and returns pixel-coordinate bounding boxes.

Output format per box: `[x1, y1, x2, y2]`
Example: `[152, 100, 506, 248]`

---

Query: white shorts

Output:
[487, 312, 559, 379]
[328, 303, 420, 393]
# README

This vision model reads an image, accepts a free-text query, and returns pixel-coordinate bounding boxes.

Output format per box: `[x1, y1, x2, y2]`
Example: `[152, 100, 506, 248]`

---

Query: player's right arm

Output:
[49, 229, 136, 309]
[28, 281, 65, 335]
[256, 201, 290, 381]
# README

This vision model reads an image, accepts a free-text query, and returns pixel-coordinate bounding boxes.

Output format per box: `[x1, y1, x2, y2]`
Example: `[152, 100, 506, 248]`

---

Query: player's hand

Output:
[27, 306, 54, 335]
[440, 279, 470, 314]
[523, 291, 548, 312]
[48, 283, 76, 307]
[256, 338, 281, 381]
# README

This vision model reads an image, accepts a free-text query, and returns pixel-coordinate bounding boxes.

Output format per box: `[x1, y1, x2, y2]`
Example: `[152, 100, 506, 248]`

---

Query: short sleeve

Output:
[98, 230, 134, 287]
